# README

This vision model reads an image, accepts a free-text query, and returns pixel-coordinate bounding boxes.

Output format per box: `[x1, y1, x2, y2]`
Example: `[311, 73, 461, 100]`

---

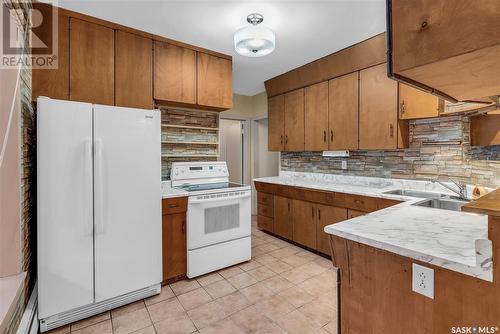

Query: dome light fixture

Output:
[234, 13, 275, 57]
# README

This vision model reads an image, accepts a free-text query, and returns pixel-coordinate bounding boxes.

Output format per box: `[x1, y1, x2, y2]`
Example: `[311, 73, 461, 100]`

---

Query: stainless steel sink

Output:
[383, 189, 443, 198]
[413, 198, 469, 211]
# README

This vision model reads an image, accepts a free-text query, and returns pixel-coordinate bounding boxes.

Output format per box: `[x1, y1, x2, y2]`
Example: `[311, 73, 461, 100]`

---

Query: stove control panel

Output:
[171, 161, 229, 181]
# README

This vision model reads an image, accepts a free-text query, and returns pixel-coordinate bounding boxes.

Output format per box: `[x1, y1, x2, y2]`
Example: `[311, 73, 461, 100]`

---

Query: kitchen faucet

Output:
[432, 177, 468, 200]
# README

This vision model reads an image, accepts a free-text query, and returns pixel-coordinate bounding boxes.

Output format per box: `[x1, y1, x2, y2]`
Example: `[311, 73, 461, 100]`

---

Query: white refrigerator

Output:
[37, 97, 162, 332]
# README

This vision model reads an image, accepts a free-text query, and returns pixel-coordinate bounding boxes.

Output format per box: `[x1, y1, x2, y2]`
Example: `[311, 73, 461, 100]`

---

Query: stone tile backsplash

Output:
[281, 115, 500, 187]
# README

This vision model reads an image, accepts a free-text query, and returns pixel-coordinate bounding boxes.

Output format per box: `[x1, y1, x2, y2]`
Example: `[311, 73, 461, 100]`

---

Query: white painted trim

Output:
[219, 116, 251, 185]
[16, 282, 38, 334]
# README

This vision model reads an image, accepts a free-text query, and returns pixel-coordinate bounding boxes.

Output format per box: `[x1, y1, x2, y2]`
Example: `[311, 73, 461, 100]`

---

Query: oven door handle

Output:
[189, 192, 251, 204]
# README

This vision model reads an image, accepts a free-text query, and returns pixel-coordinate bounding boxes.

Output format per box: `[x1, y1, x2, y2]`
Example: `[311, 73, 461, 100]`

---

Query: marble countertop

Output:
[161, 181, 188, 199]
[254, 172, 492, 282]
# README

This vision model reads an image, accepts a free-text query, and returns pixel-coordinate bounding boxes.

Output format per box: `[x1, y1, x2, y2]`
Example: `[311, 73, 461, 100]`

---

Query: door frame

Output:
[219, 116, 250, 185]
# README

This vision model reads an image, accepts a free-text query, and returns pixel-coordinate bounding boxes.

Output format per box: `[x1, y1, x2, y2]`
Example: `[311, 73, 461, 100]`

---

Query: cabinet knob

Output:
[285, 135, 288, 145]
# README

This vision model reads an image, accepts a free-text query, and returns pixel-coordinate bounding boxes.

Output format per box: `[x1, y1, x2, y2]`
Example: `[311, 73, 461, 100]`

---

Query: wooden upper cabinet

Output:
[292, 200, 316, 249]
[305, 82, 329, 151]
[359, 64, 398, 150]
[389, 0, 500, 102]
[115, 31, 153, 109]
[470, 114, 500, 146]
[328, 72, 359, 150]
[32, 4, 69, 100]
[154, 41, 196, 105]
[69, 18, 114, 105]
[268, 95, 285, 151]
[197, 53, 233, 110]
[399, 84, 439, 119]
[284, 89, 305, 151]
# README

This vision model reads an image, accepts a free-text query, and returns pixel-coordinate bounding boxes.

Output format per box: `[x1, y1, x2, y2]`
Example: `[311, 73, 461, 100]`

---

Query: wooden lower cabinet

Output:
[292, 200, 316, 249]
[274, 196, 293, 240]
[348, 209, 367, 219]
[316, 205, 348, 256]
[162, 197, 188, 284]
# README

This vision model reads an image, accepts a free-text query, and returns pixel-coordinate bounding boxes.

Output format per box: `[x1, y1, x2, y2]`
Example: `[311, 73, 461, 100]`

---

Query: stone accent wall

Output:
[158, 107, 219, 180]
[281, 115, 500, 187]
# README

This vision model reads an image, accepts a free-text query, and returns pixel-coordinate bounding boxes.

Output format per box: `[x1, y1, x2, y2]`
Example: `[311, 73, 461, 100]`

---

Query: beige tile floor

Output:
[47, 216, 338, 334]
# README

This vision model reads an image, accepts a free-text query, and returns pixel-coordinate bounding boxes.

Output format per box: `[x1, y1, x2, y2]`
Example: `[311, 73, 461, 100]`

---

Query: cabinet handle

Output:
[285, 135, 288, 145]
[288, 201, 290, 212]
[389, 124, 394, 137]
[182, 221, 186, 234]
[311, 207, 314, 219]
[323, 131, 326, 142]
[330, 130, 333, 142]
[168, 204, 179, 208]
[400, 100, 406, 115]
[318, 209, 321, 220]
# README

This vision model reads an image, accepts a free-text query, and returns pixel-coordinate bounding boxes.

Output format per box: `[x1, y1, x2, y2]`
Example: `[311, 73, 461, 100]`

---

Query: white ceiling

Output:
[53, 0, 387, 96]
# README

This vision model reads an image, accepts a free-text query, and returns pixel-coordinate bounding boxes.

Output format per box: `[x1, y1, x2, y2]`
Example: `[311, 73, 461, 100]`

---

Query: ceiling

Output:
[53, 0, 387, 96]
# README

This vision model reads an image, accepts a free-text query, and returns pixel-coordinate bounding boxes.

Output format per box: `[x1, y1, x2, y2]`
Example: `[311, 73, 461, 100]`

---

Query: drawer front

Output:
[255, 182, 276, 194]
[258, 204, 274, 218]
[257, 192, 274, 206]
[348, 209, 366, 219]
[257, 215, 274, 233]
[162, 196, 188, 215]
[345, 194, 378, 212]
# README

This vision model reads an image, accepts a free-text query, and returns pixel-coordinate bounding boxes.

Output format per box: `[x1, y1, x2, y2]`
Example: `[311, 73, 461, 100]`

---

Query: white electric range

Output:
[171, 161, 251, 278]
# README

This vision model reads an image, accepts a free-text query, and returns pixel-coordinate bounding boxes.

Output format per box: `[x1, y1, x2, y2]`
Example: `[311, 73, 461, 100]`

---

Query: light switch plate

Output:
[341, 160, 347, 170]
[412, 263, 434, 299]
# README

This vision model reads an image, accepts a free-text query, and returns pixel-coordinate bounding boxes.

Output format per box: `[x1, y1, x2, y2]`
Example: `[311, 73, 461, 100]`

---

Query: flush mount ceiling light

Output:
[234, 13, 275, 57]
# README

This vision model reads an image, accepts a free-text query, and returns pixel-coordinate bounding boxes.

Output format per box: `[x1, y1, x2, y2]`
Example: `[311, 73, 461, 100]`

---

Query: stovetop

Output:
[174, 182, 248, 193]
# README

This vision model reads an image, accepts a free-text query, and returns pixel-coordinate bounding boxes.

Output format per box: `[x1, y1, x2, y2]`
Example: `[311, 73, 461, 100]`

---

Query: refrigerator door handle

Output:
[84, 139, 93, 236]
[95, 138, 105, 235]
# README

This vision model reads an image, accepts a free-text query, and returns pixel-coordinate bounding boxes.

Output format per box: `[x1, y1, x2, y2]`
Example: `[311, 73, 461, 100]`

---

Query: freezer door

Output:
[93, 104, 162, 302]
[37, 98, 94, 318]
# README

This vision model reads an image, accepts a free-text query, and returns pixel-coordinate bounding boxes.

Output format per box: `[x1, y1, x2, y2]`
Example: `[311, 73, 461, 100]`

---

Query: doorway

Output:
[251, 117, 279, 214]
[219, 118, 246, 184]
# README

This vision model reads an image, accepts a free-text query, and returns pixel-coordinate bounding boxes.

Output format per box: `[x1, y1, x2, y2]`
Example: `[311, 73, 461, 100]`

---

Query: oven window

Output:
[204, 204, 240, 234]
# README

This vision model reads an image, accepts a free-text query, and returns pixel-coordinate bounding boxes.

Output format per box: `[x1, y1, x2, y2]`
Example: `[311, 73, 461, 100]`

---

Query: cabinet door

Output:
[284, 89, 305, 151]
[316, 205, 348, 256]
[197, 52, 233, 109]
[292, 200, 316, 249]
[115, 31, 153, 109]
[305, 82, 329, 151]
[274, 196, 293, 240]
[359, 63, 398, 149]
[163, 213, 187, 282]
[399, 84, 439, 119]
[329, 72, 359, 150]
[32, 4, 69, 100]
[154, 41, 196, 105]
[268, 95, 285, 151]
[70, 18, 114, 105]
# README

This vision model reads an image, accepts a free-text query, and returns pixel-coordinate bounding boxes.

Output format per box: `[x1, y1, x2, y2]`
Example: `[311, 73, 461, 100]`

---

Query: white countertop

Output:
[161, 181, 188, 199]
[254, 172, 492, 281]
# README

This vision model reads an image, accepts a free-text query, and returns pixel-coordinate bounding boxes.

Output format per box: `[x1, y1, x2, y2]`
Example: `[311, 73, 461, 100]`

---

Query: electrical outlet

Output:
[412, 263, 434, 299]
[341, 160, 347, 170]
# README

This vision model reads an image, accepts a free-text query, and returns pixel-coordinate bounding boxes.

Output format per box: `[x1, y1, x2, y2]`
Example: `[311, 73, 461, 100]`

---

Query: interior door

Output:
[37, 98, 94, 318]
[93, 104, 161, 302]
[219, 118, 243, 183]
